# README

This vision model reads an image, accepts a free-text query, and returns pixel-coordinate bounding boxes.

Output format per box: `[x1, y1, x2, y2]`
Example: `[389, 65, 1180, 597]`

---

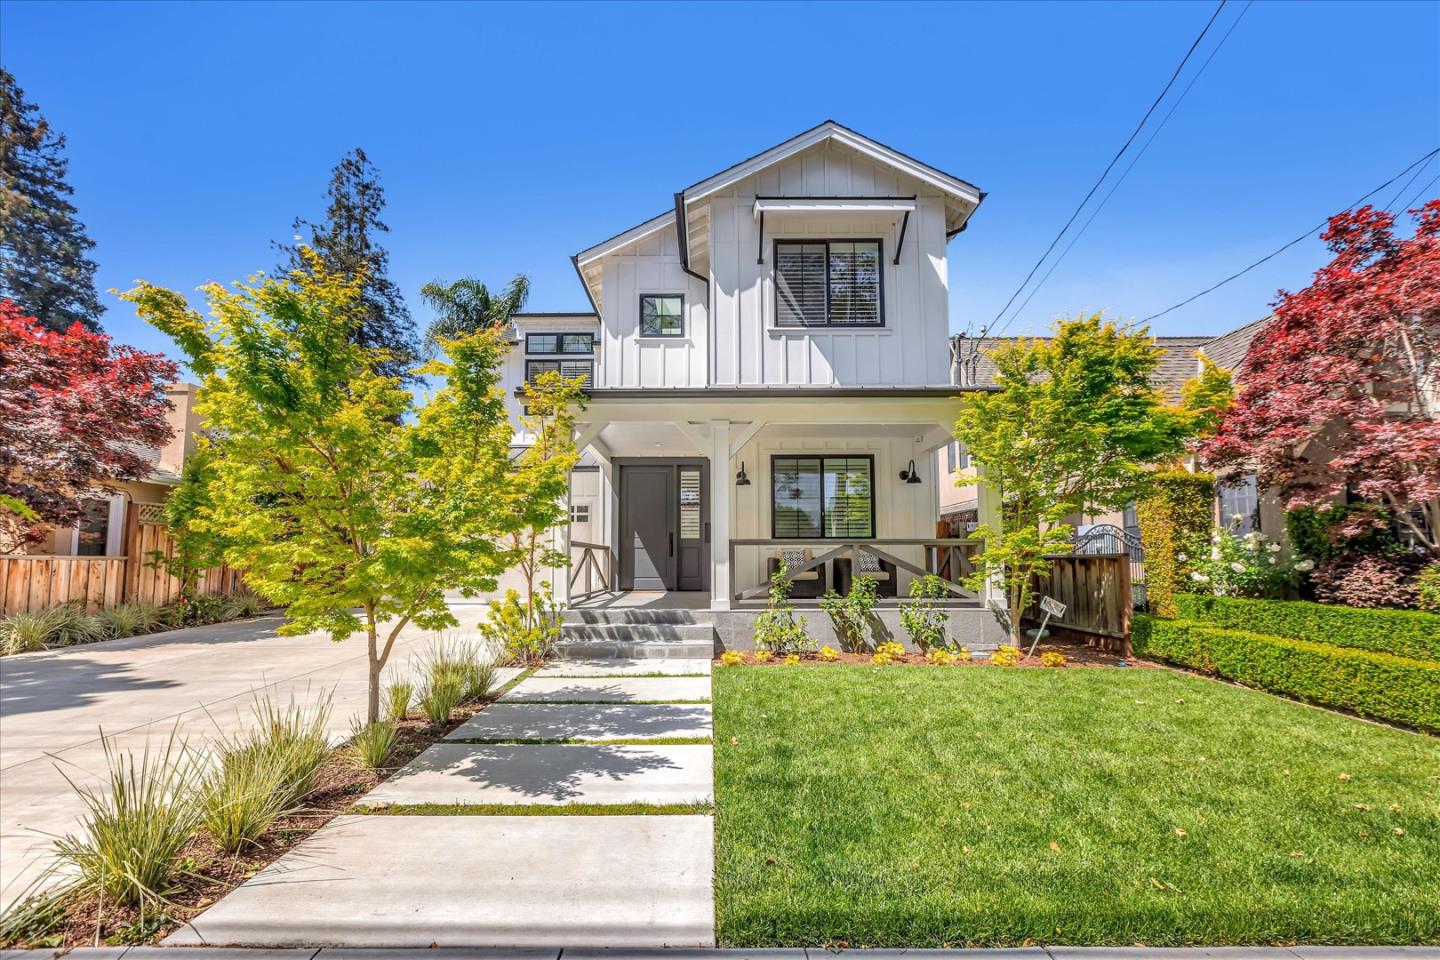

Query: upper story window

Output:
[640, 294, 684, 337]
[526, 332, 593, 355]
[945, 441, 968, 472]
[1217, 473, 1260, 534]
[774, 239, 883, 328]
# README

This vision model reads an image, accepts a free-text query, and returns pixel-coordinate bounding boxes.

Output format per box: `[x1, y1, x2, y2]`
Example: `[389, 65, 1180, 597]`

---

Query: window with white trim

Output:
[1217, 473, 1261, 534]
[775, 240, 883, 327]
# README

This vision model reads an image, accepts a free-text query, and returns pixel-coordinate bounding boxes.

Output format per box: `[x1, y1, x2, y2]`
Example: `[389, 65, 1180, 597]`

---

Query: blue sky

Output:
[2, 0, 1437, 364]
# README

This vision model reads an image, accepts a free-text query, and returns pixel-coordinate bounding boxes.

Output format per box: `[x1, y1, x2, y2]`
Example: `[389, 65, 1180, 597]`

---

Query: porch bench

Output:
[833, 554, 898, 597]
[768, 548, 825, 599]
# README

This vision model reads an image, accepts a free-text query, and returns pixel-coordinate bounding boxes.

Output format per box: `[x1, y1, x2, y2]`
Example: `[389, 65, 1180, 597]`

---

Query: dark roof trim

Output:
[512, 311, 598, 319]
[569, 255, 602, 317]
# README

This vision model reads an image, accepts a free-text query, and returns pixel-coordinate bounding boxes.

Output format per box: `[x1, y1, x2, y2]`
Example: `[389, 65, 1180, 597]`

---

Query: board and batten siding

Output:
[709, 142, 952, 388]
[598, 229, 709, 388]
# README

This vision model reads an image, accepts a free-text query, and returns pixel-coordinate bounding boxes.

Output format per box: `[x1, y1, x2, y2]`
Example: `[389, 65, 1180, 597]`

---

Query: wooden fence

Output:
[1023, 552, 1132, 653]
[1, 508, 247, 615]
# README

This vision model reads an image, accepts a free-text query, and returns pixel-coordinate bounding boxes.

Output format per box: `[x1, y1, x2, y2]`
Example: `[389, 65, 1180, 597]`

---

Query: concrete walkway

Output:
[0, 605, 504, 908]
[168, 657, 715, 948]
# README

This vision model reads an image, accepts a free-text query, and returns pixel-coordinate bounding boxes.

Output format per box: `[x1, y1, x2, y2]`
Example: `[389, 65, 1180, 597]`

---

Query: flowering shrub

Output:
[818, 645, 839, 662]
[784, 653, 800, 666]
[1185, 521, 1292, 598]
[719, 650, 744, 667]
[753, 649, 774, 663]
[991, 644, 1021, 666]
[925, 647, 956, 665]
[1312, 553, 1423, 609]
[478, 583, 562, 667]
[876, 641, 906, 660]
[871, 650, 894, 666]
[1040, 651, 1067, 668]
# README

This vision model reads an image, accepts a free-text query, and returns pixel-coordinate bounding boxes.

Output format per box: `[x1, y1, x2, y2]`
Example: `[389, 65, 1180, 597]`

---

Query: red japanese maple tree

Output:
[1201, 200, 1440, 555]
[0, 300, 177, 552]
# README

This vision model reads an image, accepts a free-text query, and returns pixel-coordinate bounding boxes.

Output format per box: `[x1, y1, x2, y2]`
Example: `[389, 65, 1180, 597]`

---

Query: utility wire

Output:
[1398, 172, 1440, 213]
[978, 0, 1228, 339]
[1384, 152, 1434, 213]
[998, 0, 1253, 333]
[1142, 146, 1440, 322]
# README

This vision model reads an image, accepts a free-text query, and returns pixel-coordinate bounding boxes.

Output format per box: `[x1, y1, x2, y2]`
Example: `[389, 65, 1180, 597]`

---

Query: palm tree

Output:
[420, 274, 530, 351]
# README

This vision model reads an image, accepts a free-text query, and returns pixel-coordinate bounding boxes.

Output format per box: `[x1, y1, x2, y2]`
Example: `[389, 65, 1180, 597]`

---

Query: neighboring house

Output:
[1, 383, 242, 613]
[503, 121, 1001, 638]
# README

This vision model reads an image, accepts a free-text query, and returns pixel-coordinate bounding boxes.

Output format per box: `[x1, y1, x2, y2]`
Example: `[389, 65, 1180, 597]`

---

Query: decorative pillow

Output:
[856, 551, 882, 573]
[779, 549, 808, 570]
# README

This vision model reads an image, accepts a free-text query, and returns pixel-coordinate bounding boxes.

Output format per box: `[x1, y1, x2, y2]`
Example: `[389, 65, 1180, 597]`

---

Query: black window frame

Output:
[772, 238, 886, 329]
[525, 332, 594, 355]
[638, 293, 686, 338]
[525, 358, 594, 387]
[769, 454, 877, 540]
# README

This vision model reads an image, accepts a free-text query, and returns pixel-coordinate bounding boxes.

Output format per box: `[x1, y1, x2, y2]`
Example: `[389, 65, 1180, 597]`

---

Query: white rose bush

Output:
[1186, 520, 1295, 598]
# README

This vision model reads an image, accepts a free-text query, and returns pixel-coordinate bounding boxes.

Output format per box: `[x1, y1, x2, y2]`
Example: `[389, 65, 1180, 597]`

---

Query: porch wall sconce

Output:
[735, 462, 752, 486]
[898, 459, 923, 484]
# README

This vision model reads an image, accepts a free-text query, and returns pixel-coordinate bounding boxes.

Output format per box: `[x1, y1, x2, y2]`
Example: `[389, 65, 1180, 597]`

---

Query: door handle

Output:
[668, 532, 674, 557]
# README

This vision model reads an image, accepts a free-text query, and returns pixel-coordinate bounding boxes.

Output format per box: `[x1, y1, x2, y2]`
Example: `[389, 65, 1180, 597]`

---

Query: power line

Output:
[979, 0, 1229, 339]
[1398, 172, 1440, 213]
[1385, 152, 1434, 213]
[998, 0, 1253, 333]
[1142, 146, 1440, 322]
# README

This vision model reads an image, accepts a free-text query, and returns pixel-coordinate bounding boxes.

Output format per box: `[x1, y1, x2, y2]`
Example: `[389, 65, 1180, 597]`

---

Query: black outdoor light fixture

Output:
[898, 459, 923, 484]
[735, 462, 751, 486]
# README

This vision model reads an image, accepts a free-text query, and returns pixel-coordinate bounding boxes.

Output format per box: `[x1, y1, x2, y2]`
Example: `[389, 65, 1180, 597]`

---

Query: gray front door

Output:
[620, 466, 674, 590]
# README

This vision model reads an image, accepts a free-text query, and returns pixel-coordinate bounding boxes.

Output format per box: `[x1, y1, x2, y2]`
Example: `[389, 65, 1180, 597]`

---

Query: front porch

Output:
[554, 389, 1005, 615]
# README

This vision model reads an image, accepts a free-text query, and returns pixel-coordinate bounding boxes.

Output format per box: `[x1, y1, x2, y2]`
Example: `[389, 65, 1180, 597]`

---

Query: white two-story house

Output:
[504, 122, 1003, 645]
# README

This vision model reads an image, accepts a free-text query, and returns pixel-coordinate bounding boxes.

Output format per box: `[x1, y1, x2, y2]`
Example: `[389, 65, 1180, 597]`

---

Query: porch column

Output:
[552, 478, 573, 606]
[709, 419, 732, 610]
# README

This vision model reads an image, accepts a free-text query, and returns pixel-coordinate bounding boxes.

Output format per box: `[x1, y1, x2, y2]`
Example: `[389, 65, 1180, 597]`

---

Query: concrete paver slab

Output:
[165, 815, 714, 947]
[534, 659, 710, 677]
[125, 949, 319, 959]
[446, 703, 712, 742]
[321, 951, 556, 960]
[1049, 951, 1302, 959]
[501, 676, 711, 703]
[363, 742, 713, 805]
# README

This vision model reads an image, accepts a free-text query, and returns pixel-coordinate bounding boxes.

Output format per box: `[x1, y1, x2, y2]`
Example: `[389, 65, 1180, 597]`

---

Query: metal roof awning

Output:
[752, 195, 919, 267]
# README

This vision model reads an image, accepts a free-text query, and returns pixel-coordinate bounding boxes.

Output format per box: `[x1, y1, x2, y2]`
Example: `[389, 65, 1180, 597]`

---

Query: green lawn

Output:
[713, 664, 1440, 948]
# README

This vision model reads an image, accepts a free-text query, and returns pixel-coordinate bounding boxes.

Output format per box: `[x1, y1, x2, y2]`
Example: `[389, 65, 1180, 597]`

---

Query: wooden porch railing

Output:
[728, 538, 982, 602]
[568, 540, 613, 601]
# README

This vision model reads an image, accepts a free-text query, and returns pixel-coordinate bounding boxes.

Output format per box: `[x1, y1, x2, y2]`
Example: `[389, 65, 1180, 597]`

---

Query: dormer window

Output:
[640, 294, 684, 337]
[775, 239, 883, 328]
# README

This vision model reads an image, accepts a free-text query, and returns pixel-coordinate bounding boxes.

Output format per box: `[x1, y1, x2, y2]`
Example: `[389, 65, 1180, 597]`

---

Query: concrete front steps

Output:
[557, 609, 715, 660]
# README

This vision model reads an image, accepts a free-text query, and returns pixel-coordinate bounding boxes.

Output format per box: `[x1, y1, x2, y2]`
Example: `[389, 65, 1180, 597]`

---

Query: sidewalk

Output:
[165, 658, 716, 948]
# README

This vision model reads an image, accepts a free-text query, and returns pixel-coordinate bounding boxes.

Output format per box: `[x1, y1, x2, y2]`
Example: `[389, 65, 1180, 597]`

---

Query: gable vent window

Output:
[526, 359, 593, 386]
[775, 239, 883, 328]
[639, 294, 684, 337]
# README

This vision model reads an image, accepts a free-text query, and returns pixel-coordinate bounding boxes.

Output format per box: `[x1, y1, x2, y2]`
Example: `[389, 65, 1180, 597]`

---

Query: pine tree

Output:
[0, 68, 104, 333]
[277, 148, 419, 381]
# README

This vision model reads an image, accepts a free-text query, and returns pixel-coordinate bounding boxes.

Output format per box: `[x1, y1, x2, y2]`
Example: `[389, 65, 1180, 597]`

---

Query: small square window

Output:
[570, 503, 591, 524]
[640, 295, 684, 337]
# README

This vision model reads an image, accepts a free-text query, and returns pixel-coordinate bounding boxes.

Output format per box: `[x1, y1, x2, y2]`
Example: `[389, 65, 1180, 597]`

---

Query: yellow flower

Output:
[991, 645, 1021, 666]
[1040, 651, 1066, 668]
[784, 653, 800, 666]
[871, 651, 893, 666]
[818, 645, 839, 662]
[754, 649, 773, 663]
[719, 650, 744, 667]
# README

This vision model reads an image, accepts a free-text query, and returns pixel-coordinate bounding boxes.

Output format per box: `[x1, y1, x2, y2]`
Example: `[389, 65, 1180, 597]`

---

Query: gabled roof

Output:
[572, 122, 986, 312]
[676, 120, 983, 209]
[1200, 315, 1274, 372]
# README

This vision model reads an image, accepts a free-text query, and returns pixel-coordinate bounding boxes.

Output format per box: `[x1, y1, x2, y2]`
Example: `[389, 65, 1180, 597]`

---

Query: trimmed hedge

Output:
[1135, 470, 1215, 618]
[1133, 614, 1440, 733]
[1173, 594, 1440, 663]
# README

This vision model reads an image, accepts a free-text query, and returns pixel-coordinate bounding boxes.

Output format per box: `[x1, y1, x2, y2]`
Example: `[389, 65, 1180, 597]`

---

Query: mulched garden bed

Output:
[719, 638, 1142, 669]
[1, 678, 526, 950]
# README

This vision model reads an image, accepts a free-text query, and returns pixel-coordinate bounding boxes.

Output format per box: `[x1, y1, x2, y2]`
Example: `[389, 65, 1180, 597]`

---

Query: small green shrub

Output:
[820, 575, 880, 652]
[1285, 502, 1398, 565]
[53, 731, 200, 911]
[222, 592, 264, 620]
[348, 719, 399, 770]
[384, 680, 414, 722]
[186, 592, 233, 624]
[1418, 563, 1440, 615]
[1135, 470, 1215, 617]
[421, 636, 497, 703]
[900, 574, 952, 652]
[1133, 614, 1440, 732]
[478, 582, 562, 666]
[1173, 594, 1440, 662]
[754, 562, 812, 655]
[0, 607, 66, 654]
[418, 672, 465, 727]
[227, 693, 333, 808]
[98, 600, 167, 639]
[51, 604, 105, 646]
[198, 729, 295, 853]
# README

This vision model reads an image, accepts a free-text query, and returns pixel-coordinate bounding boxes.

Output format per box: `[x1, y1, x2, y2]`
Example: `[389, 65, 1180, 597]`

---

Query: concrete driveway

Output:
[0, 604, 496, 909]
